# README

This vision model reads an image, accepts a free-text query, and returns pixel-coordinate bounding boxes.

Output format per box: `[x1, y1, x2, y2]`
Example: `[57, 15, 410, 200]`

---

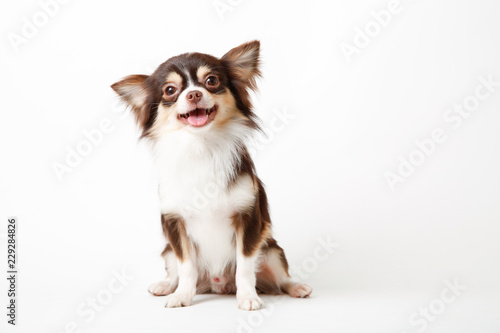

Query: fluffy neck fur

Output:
[152, 118, 255, 192]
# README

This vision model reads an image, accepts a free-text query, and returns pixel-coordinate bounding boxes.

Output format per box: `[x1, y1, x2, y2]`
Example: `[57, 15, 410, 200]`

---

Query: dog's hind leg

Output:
[148, 244, 179, 296]
[256, 238, 312, 298]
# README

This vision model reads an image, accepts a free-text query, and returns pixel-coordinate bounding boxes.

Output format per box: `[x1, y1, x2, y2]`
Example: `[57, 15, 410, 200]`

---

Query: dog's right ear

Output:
[111, 74, 150, 127]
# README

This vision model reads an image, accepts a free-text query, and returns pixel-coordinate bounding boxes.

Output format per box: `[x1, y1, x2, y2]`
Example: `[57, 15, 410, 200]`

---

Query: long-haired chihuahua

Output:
[111, 41, 311, 310]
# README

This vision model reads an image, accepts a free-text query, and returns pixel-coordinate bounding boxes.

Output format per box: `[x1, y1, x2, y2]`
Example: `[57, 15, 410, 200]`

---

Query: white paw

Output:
[238, 294, 263, 311]
[288, 283, 312, 298]
[164, 292, 194, 308]
[148, 280, 174, 296]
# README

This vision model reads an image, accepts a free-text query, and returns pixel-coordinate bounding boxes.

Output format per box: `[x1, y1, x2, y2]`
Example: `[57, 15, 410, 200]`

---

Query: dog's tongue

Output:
[188, 109, 208, 126]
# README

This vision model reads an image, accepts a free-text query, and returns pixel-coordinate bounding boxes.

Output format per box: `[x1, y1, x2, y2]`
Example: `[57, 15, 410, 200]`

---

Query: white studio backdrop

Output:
[1, 0, 499, 332]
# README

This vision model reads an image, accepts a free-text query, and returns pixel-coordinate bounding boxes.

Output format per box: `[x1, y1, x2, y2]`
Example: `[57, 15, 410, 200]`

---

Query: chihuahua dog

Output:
[111, 41, 311, 310]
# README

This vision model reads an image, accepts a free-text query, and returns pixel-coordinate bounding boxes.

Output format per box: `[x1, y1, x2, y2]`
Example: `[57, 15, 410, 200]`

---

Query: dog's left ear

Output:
[221, 40, 261, 90]
[111, 74, 151, 129]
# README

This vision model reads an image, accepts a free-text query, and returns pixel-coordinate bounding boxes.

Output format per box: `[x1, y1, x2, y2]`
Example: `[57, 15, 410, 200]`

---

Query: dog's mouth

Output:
[177, 105, 218, 127]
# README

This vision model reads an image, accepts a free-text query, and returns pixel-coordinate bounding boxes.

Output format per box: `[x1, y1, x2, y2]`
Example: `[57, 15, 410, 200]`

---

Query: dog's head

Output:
[111, 41, 261, 138]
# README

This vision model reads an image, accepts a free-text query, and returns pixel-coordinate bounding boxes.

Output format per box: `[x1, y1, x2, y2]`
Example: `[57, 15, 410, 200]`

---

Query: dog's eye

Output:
[205, 76, 219, 87]
[165, 86, 177, 96]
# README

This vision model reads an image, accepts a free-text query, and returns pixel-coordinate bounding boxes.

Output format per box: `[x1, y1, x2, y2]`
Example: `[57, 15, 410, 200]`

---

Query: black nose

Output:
[186, 90, 202, 103]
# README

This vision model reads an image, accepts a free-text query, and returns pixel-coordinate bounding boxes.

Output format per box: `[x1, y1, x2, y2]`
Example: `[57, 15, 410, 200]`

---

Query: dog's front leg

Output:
[164, 258, 197, 308]
[233, 210, 268, 311]
[161, 214, 198, 308]
[235, 249, 262, 310]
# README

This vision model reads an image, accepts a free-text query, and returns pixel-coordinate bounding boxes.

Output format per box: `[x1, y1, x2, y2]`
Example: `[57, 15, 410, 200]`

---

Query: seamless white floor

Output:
[1, 0, 500, 332]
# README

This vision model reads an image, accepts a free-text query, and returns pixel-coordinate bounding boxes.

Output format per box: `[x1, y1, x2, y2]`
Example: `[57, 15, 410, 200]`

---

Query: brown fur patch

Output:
[161, 213, 190, 262]
[262, 237, 290, 277]
[161, 243, 173, 257]
[256, 264, 281, 295]
[231, 175, 272, 257]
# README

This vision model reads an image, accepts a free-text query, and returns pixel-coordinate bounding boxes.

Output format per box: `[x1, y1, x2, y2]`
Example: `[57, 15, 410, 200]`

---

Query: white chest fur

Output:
[153, 124, 256, 275]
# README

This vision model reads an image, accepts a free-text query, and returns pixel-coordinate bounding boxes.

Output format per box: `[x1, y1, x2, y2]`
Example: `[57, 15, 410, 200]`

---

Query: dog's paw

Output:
[238, 294, 263, 311]
[164, 292, 194, 308]
[148, 280, 175, 296]
[287, 282, 312, 298]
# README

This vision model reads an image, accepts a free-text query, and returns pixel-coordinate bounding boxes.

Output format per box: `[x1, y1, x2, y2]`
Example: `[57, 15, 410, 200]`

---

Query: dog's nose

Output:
[186, 90, 202, 103]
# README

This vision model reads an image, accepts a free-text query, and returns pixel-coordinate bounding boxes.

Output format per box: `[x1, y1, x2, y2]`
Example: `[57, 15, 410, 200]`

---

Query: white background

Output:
[1, 0, 500, 332]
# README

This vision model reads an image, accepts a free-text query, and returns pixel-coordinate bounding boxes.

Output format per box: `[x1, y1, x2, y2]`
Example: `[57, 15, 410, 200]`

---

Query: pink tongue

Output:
[187, 109, 208, 126]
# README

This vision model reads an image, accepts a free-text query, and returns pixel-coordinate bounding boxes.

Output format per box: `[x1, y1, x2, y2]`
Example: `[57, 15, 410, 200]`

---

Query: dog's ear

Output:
[221, 40, 261, 91]
[111, 74, 151, 128]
